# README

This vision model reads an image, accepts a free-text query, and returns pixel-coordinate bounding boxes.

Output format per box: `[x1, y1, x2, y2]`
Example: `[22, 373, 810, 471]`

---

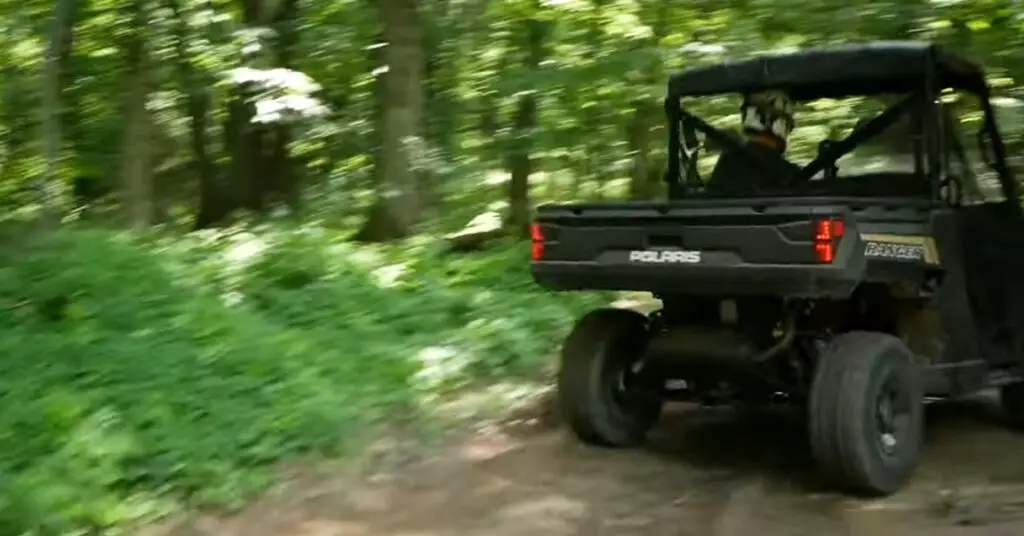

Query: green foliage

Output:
[5, 0, 1024, 216]
[0, 225, 607, 535]
[7, 0, 1024, 533]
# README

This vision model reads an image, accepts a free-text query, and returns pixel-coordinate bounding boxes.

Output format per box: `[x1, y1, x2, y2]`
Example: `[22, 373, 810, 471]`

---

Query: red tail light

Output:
[530, 223, 544, 261]
[813, 218, 843, 264]
[814, 242, 834, 263]
[814, 219, 844, 241]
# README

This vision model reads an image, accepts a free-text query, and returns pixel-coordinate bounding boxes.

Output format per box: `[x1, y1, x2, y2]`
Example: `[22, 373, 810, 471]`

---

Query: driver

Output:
[707, 90, 800, 193]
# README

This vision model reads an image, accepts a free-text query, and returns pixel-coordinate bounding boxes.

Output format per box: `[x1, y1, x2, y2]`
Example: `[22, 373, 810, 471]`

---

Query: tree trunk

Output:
[186, 98, 225, 229]
[353, 0, 425, 242]
[628, 0, 670, 200]
[506, 8, 547, 238]
[1, 13, 34, 186]
[38, 0, 79, 224]
[1, 64, 28, 184]
[580, 1, 606, 200]
[232, 0, 270, 216]
[198, 0, 298, 225]
[421, 0, 462, 212]
[627, 104, 654, 200]
[267, 0, 300, 213]
[507, 93, 536, 237]
[168, 0, 225, 229]
[119, 0, 154, 229]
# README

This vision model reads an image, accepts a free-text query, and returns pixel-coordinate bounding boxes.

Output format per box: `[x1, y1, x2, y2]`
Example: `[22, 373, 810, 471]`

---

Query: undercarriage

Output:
[641, 288, 919, 405]
[556, 287, 1024, 497]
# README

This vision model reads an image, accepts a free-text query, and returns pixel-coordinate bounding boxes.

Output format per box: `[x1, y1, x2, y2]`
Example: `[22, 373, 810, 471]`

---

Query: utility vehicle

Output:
[530, 41, 1024, 496]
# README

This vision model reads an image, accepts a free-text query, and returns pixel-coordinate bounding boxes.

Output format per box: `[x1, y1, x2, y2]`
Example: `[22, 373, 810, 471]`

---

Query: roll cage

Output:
[664, 41, 1020, 209]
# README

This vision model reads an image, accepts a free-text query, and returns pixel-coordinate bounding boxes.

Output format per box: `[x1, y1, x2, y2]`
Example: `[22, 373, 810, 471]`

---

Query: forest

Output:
[3, 0, 1024, 534]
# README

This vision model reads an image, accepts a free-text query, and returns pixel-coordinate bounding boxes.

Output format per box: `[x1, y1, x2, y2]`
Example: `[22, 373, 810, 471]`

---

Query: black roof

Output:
[667, 41, 986, 100]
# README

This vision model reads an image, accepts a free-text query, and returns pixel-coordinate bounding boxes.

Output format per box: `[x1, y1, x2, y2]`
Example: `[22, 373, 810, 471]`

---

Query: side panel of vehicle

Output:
[853, 203, 939, 284]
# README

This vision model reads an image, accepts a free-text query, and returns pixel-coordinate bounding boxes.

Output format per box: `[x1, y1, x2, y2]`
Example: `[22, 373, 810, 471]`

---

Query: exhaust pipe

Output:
[643, 317, 796, 374]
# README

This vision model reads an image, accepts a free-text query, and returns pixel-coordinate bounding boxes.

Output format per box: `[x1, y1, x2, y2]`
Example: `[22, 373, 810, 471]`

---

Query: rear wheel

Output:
[557, 308, 663, 447]
[808, 331, 924, 496]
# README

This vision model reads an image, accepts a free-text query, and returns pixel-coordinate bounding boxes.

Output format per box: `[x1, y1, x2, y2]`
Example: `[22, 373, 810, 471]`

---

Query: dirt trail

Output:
[153, 393, 1024, 536]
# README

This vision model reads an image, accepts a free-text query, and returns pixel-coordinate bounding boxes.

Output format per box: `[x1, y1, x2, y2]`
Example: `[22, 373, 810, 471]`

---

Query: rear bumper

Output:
[531, 260, 863, 297]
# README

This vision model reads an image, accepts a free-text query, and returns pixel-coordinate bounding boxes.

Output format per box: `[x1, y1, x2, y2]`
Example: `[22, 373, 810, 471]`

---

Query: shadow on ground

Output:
[149, 394, 1024, 536]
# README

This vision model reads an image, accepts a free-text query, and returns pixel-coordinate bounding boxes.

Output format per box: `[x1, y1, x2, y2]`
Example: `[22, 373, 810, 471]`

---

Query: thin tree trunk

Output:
[119, 0, 154, 229]
[507, 93, 536, 237]
[628, 0, 670, 200]
[581, 1, 605, 200]
[233, 0, 268, 215]
[627, 105, 654, 199]
[1, 64, 27, 184]
[38, 0, 78, 224]
[268, 0, 300, 213]
[168, 0, 224, 229]
[506, 6, 547, 237]
[420, 0, 459, 212]
[1, 14, 32, 185]
[353, 0, 425, 242]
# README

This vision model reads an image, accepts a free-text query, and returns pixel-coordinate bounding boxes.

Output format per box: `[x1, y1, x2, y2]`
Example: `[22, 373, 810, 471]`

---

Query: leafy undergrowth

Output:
[0, 224, 609, 536]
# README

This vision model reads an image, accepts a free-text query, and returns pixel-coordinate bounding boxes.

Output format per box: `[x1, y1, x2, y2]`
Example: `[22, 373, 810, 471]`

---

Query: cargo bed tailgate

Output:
[530, 199, 867, 297]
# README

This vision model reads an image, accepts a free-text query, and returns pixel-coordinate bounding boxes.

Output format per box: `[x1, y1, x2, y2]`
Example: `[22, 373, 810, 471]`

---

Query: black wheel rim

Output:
[600, 327, 657, 412]
[612, 359, 649, 406]
[874, 376, 912, 458]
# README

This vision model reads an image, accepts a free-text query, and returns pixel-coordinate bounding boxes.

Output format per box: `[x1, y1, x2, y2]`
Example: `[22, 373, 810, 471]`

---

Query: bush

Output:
[0, 224, 608, 536]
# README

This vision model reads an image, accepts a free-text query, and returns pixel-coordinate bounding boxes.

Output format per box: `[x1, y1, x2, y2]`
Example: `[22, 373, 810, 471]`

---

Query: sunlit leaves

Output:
[225, 66, 329, 124]
[541, 0, 587, 9]
[8, 40, 45, 67]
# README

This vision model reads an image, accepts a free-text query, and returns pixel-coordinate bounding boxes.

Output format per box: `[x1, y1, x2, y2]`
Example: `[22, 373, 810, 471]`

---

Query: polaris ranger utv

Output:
[530, 41, 1024, 496]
